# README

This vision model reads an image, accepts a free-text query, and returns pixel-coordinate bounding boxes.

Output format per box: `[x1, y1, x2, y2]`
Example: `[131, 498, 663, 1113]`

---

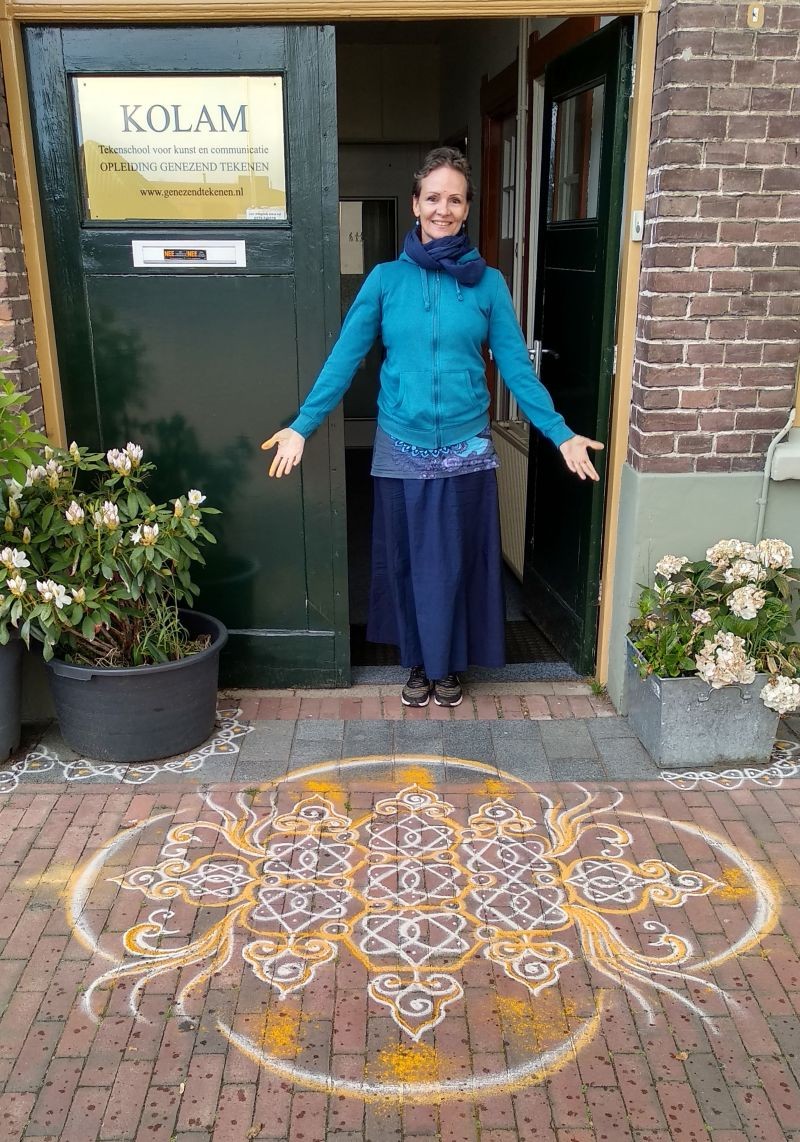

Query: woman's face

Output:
[413, 167, 470, 244]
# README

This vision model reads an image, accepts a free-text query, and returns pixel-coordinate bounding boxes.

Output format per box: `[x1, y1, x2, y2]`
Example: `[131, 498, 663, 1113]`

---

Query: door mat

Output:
[350, 619, 562, 667]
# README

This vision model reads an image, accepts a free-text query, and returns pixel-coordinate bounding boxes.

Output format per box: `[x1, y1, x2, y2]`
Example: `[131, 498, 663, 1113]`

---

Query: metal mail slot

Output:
[131, 239, 246, 268]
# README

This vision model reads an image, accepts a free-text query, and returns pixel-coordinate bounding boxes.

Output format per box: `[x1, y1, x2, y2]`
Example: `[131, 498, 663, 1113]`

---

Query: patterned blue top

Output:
[371, 424, 499, 480]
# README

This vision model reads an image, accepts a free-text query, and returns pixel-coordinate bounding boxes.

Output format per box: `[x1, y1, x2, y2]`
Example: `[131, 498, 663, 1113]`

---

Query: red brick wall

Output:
[0, 61, 41, 426]
[631, 0, 800, 474]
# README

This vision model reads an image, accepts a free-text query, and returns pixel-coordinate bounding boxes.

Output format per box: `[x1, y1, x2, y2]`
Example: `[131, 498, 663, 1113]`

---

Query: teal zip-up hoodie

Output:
[290, 249, 575, 451]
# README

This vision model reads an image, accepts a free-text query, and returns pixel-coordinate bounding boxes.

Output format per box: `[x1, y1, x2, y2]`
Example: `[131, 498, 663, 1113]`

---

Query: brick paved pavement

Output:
[1, 704, 800, 1141]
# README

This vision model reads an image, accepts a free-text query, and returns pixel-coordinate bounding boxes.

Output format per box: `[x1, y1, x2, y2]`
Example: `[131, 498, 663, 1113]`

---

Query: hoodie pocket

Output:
[398, 371, 487, 428]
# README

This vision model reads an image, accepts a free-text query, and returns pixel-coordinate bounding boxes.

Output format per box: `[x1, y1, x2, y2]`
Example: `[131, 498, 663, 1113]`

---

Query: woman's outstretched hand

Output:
[261, 427, 306, 478]
[559, 435, 604, 482]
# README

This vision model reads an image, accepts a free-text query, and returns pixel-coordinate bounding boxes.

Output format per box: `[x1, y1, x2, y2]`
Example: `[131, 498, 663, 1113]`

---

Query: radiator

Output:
[492, 422, 528, 580]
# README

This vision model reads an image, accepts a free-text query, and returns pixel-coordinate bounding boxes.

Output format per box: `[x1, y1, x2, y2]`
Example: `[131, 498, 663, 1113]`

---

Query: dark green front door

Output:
[25, 25, 346, 686]
[523, 19, 632, 676]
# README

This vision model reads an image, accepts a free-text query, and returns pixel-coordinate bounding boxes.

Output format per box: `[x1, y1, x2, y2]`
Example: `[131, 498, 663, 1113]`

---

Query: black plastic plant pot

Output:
[44, 610, 228, 764]
[0, 635, 23, 760]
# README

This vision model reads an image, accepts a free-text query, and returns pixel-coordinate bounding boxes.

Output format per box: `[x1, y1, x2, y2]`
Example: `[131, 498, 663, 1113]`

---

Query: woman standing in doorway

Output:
[263, 147, 602, 709]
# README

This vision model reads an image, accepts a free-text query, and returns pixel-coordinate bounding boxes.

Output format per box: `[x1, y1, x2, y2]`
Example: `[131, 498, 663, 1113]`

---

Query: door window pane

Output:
[548, 83, 604, 223]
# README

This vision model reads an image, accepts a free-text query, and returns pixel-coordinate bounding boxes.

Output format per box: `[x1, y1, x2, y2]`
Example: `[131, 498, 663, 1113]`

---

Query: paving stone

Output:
[587, 716, 638, 741]
[442, 721, 496, 765]
[594, 736, 661, 779]
[294, 718, 345, 742]
[287, 737, 344, 765]
[230, 754, 290, 783]
[236, 720, 294, 764]
[342, 720, 392, 758]
[493, 737, 553, 782]
[539, 720, 598, 761]
[547, 757, 607, 782]
[392, 720, 444, 756]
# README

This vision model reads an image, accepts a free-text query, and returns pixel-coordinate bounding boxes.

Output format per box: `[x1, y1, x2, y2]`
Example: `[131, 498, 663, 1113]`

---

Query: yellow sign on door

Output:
[73, 75, 287, 222]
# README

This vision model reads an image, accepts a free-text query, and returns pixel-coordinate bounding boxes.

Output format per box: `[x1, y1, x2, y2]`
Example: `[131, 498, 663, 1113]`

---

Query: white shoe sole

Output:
[433, 693, 463, 707]
[401, 693, 430, 707]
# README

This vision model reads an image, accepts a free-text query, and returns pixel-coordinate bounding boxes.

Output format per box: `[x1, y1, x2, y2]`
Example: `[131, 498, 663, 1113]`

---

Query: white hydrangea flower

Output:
[125, 442, 144, 467]
[36, 579, 69, 609]
[0, 546, 30, 571]
[691, 608, 711, 625]
[106, 448, 132, 475]
[65, 501, 85, 526]
[706, 539, 758, 567]
[654, 554, 689, 579]
[761, 675, 800, 715]
[755, 538, 793, 571]
[695, 631, 756, 689]
[728, 585, 766, 621]
[723, 559, 767, 585]
[7, 574, 26, 598]
[187, 489, 206, 507]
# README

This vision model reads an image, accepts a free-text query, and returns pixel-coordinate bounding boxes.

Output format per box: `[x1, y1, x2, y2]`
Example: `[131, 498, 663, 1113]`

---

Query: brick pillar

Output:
[0, 56, 42, 425]
[631, 0, 800, 474]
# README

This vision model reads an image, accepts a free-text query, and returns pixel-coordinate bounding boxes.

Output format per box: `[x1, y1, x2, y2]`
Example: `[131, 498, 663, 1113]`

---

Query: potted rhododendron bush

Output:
[0, 374, 48, 758]
[0, 439, 227, 763]
[626, 539, 800, 768]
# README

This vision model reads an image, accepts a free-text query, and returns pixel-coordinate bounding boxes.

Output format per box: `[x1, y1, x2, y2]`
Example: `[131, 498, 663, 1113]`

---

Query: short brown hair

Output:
[412, 147, 474, 202]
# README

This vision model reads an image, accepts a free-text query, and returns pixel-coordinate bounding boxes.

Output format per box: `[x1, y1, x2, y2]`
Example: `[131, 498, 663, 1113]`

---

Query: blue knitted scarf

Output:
[402, 227, 487, 286]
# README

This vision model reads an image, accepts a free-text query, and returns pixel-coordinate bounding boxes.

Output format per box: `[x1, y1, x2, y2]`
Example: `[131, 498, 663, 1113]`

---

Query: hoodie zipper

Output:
[432, 272, 441, 448]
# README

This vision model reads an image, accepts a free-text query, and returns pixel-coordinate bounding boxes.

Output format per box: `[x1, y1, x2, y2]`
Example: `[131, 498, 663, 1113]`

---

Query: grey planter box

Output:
[625, 640, 779, 770]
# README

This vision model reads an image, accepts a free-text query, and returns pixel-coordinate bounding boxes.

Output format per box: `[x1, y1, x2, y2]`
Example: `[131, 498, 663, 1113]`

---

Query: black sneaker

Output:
[401, 666, 431, 707]
[433, 674, 463, 707]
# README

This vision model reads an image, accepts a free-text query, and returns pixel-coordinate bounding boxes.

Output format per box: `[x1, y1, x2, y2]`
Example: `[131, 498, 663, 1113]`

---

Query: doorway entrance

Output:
[336, 16, 632, 681]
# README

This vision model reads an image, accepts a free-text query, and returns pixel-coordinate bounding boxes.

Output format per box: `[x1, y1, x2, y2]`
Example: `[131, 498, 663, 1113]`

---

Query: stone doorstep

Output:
[221, 684, 618, 721]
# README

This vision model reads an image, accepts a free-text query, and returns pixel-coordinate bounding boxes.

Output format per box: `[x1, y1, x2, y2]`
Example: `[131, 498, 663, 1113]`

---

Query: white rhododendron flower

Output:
[654, 554, 689, 579]
[3, 516, 13, 534]
[187, 489, 206, 507]
[131, 523, 159, 547]
[755, 538, 793, 571]
[691, 609, 711, 625]
[5, 478, 23, 500]
[93, 501, 120, 531]
[728, 585, 766, 620]
[0, 546, 30, 571]
[68, 441, 80, 460]
[125, 442, 144, 467]
[7, 574, 26, 597]
[71, 587, 86, 604]
[188, 513, 200, 527]
[7, 497, 19, 520]
[723, 558, 767, 585]
[36, 579, 69, 609]
[43, 445, 54, 461]
[25, 464, 46, 486]
[65, 501, 85, 525]
[21, 527, 31, 545]
[695, 631, 756, 689]
[706, 539, 757, 567]
[107, 448, 133, 475]
[45, 458, 63, 489]
[173, 499, 184, 518]
[761, 675, 800, 715]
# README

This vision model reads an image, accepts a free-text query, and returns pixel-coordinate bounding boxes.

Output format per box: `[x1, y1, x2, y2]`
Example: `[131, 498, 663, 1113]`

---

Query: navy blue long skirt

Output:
[367, 471, 506, 679]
